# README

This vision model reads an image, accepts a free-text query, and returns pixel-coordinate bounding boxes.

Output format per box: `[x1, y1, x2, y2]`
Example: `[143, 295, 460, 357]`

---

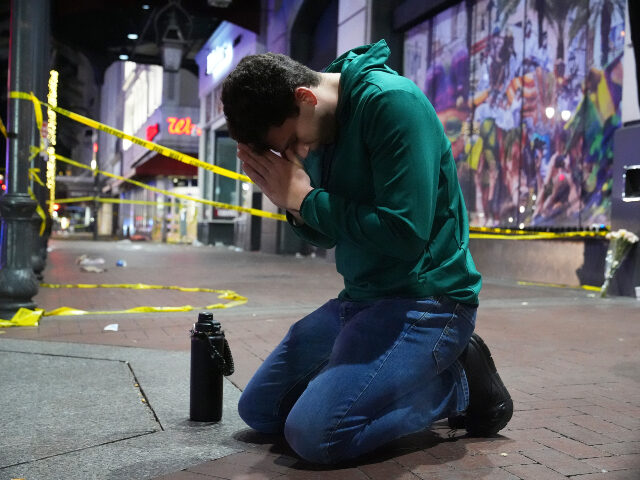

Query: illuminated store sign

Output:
[166, 117, 201, 136]
[146, 123, 159, 141]
[145, 118, 202, 140]
[206, 42, 233, 80]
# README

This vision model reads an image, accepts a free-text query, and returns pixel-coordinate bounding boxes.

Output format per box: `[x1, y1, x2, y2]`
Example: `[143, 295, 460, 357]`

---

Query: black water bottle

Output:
[190, 311, 230, 422]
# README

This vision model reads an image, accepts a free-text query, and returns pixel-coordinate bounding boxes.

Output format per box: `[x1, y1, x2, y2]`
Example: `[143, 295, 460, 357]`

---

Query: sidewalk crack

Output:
[126, 360, 165, 431]
[0, 431, 157, 470]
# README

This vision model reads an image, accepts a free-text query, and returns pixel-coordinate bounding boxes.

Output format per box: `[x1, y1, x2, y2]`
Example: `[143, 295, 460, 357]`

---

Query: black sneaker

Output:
[448, 333, 513, 436]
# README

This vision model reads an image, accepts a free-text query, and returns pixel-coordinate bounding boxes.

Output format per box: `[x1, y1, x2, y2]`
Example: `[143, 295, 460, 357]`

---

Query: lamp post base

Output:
[0, 193, 39, 320]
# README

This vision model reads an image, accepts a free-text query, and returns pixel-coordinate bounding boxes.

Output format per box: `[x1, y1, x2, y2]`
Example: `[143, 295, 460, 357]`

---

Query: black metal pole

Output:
[93, 176, 98, 241]
[31, 0, 50, 279]
[0, 0, 40, 318]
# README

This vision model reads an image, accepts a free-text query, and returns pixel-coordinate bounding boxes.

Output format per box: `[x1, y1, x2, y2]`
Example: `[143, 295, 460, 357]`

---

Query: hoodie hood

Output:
[325, 39, 397, 116]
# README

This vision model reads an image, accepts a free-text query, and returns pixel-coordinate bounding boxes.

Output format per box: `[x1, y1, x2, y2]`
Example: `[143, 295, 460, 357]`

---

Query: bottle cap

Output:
[198, 311, 214, 323]
[194, 311, 220, 333]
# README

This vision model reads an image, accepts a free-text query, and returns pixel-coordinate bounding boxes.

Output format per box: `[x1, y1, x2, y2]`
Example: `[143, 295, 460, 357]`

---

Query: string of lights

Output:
[46, 69, 58, 215]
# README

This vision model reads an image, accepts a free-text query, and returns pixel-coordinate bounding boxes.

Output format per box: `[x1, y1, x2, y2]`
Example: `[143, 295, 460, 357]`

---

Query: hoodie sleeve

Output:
[286, 211, 337, 249]
[299, 88, 445, 261]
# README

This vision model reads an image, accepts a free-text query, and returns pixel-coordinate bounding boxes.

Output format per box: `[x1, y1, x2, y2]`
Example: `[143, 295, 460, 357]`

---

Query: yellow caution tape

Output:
[26, 185, 47, 236]
[0, 114, 7, 138]
[470, 226, 608, 240]
[99, 198, 174, 207]
[517, 280, 602, 292]
[29, 167, 46, 187]
[28, 168, 48, 235]
[52, 196, 173, 207]
[0, 283, 247, 327]
[11, 91, 251, 183]
[50, 195, 95, 204]
[11, 92, 612, 234]
[30, 91, 43, 140]
[42, 148, 286, 221]
[0, 308, 44, 327]
[28, 146, 43, 162]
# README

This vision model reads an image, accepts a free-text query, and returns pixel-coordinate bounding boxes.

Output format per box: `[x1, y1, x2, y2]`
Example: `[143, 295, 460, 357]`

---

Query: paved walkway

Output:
[1, 239, 639, 479]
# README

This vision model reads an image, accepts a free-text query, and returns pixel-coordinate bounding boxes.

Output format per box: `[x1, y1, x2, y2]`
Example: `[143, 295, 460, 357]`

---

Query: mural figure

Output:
[405, 0, 625, 228]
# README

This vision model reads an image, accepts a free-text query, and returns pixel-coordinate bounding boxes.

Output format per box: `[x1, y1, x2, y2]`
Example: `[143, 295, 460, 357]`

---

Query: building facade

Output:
[194, 22, 259, 250]
[194, 0, 380, 254]
[192, 0, 633, 255]
[98, 61, 201, 243]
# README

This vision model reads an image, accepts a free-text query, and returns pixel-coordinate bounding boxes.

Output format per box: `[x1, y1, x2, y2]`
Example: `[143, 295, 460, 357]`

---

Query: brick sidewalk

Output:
[2, 239, 639, 479]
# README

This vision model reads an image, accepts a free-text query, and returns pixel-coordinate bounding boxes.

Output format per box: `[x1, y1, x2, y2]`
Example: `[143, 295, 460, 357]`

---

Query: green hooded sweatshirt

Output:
[289, 40, 482, 305]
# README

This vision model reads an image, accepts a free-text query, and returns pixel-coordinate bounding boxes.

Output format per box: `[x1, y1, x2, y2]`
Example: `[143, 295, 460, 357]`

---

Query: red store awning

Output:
[133, 153, 198, 177]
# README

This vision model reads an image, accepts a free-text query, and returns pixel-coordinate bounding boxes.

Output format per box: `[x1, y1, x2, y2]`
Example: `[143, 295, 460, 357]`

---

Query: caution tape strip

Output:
[469, 233, 605, 240]
[38, 148, 286, 221]
[517, 280, 602, 292]
[470, 226, 608, 240]
[26, 167, 48, 235]
[54, 197, 175, 207]
[8, 92, 613, 238]
[0, 114, 7, 138]
[11, 91, 252, 183]
[0, 283, 248, 327]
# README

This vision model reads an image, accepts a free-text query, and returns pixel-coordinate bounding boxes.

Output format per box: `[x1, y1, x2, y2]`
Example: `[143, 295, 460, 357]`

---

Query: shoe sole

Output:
[465, 334, 513, 436]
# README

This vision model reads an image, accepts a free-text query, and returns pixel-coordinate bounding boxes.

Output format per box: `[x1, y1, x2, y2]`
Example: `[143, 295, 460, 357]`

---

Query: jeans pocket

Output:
[432, 304, 475, 374]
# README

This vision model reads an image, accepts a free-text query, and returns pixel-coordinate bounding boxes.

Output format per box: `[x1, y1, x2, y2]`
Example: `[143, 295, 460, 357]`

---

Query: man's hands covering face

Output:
[238, 143, 313, 214]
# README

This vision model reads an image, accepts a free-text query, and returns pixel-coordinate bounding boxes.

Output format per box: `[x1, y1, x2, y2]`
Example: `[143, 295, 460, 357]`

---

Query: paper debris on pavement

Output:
[103, 323, 119, 332]
[76, 254, 105, 266]
[80, 265, 106, 273]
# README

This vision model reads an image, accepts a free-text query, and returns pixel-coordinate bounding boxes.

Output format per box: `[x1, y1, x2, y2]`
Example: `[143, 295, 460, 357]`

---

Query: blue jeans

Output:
[238, 296, 476, 464]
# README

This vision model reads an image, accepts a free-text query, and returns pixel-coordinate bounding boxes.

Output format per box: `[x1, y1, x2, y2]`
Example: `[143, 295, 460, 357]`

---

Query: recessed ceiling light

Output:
[119, 54, 129, 60]
[142, 4, 151, 10]
[127, 33, 139, 40]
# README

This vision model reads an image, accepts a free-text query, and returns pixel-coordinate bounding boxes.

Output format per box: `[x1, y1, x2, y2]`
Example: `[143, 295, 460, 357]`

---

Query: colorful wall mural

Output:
[404, 0, 626, 228]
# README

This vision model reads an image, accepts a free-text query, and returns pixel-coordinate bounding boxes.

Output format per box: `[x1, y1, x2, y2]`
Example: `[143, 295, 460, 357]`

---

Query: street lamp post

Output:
[0, 0, 43, 318]
[30, 0, 51, 280]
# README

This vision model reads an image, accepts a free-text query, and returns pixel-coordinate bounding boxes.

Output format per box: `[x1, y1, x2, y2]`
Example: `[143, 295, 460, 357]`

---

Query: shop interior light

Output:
[545, 107, 555, 119]
[142, 4, 151, 10]
[561, 110, 571, 121]
[127, 33, 139, 40]
[119, 53, 129, 61]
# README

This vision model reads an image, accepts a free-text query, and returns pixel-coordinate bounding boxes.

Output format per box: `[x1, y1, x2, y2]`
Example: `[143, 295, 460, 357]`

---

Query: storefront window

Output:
[205, 91, 213, 123]
[213, 85, 224, 120]
[122, 64, 164, 150]
[201, 128, 214, 219]
[213, 132, 239, 217]
[148, 65, 163, 115]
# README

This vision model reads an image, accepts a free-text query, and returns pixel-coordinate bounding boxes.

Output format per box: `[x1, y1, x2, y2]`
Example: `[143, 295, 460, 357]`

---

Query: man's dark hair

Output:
[222, 53, 320, 151]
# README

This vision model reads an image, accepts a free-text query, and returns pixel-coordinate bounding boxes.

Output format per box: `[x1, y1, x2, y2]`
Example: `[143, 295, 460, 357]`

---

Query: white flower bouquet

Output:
[600, 229, 639, 297]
